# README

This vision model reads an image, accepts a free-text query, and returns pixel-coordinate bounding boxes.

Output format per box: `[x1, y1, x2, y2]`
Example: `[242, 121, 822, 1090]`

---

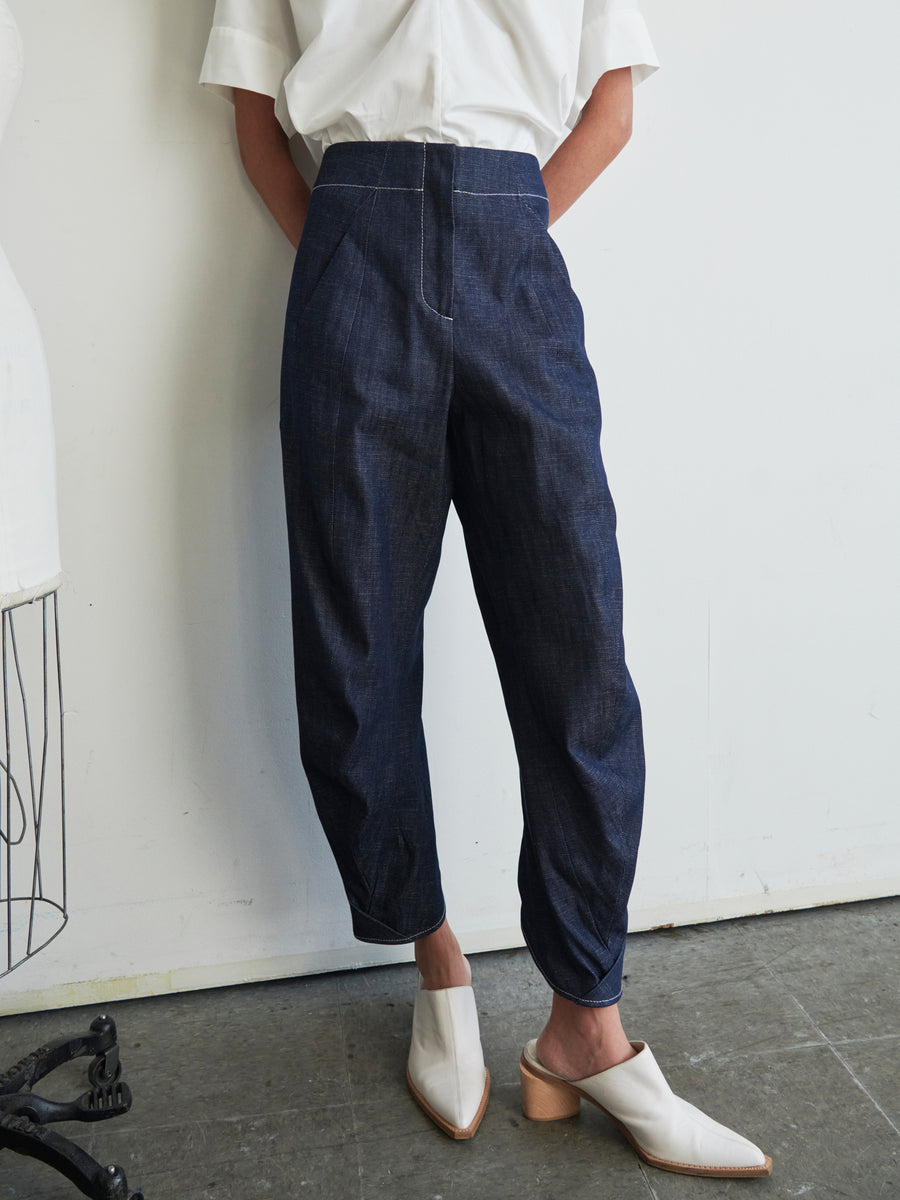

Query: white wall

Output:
[1, 0, 897, 1014]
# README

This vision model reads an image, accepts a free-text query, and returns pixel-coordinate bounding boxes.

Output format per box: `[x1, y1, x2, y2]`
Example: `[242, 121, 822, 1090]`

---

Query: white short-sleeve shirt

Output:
[200, 0, 659, 168]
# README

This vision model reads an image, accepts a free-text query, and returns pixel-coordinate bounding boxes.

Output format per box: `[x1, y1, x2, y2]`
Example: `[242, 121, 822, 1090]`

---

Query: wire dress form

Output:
[1, 0, 66, 979]
[0, 13, 143, 1197]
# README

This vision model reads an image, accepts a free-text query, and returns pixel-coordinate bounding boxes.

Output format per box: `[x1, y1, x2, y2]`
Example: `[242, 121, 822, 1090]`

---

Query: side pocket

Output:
[524, 211, 583, 363]
[517, 190, 550, 232]
[287, 185, 374, 322]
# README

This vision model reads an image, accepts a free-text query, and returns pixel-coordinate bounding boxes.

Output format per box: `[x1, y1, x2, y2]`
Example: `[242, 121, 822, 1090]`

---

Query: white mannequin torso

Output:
[0, 0, 62, 607]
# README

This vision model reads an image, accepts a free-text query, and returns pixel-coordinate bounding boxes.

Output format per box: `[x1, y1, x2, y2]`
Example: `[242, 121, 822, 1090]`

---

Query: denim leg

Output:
[278, 142, 645, 990]
[280, 150, 453, 943]
[449, 185, 646, 1006]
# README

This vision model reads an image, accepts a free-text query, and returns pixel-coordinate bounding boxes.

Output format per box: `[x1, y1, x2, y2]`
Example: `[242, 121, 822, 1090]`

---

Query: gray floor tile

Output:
[623, 955, 822, 1066]
[339, 993, 415, 1103]
[624, 917, 763, 991]
[469, 946, 549, 1003]
[0, 1154, 59, 1200]
[89, 1112, 360, 1200]
[829, 1034, 900, 1133]
[119, 998, 351, 1121]
[739, 898, 900, 1043]
[645, 1043, 898, 1199]
[333, 960, 412, 1000]
[1, 898, 898, 1199]
[355, 1087, 651, 1200]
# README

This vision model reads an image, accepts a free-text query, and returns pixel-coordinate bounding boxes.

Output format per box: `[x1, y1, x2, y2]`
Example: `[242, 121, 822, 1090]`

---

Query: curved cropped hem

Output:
[200, 26, 296, 135]
[349, 902, 447, 945]
[522, 926, 625, 1008]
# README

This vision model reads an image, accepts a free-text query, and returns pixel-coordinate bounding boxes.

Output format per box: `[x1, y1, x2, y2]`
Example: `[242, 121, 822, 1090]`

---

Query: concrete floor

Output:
[0, 897, 898, 1199]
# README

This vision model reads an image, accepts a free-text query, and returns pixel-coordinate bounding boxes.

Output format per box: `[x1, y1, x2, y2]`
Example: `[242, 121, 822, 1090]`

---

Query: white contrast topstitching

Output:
[312, 182, 423, 192]
[420, 144, 453, 322]
[453, 189, 548, 200]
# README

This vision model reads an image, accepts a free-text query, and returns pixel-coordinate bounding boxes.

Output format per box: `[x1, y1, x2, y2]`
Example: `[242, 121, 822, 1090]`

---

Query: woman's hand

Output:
[231, 68, 633, 242]
[233, 88, 311, 248]
[541, 66, 634, 226]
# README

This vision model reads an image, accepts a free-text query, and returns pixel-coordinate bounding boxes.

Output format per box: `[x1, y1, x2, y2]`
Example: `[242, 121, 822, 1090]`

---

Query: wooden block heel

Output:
[519, 1054, 581, 1121]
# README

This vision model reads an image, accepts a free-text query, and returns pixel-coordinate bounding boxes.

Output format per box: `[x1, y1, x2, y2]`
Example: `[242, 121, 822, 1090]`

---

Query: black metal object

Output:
[0, 1014, 143, 1199]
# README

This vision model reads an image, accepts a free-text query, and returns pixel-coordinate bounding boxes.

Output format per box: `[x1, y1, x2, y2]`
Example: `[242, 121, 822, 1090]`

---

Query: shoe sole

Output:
[406, 1065, 491, 1140]
[520, 1054, 773, 1178]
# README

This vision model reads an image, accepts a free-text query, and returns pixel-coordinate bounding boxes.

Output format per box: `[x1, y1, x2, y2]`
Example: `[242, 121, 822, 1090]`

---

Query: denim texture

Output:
[280, 140, 645, 1006]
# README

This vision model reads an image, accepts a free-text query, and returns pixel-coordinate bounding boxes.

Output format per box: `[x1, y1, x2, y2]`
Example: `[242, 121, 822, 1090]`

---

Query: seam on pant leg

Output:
[349, 900, 447, 944]
[522, 926, 623, 1007]
[524, 228, 560, 344]
[327, 150, 390, 557]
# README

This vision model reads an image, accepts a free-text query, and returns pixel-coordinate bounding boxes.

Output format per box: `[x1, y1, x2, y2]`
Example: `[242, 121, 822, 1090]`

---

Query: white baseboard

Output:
[2, 877, 897, 1017]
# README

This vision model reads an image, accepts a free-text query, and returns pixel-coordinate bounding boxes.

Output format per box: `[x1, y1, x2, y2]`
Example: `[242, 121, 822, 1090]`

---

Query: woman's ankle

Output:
[415, 921, 472, 989]
[536, 994, 636, 1080]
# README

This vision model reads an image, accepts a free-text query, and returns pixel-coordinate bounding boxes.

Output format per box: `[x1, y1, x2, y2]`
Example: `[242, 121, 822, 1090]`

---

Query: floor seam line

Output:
[831, 1032, 900, 1045]
[692, 1039, 826, 1064]
[337, 991, 368, 1200]
[762, 963, 900, 1138]
[637, 1160, 662, 1198]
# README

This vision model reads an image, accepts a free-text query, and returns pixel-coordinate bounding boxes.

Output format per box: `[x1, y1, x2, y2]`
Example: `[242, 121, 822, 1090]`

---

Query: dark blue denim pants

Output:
[280, 140, 645, 1006]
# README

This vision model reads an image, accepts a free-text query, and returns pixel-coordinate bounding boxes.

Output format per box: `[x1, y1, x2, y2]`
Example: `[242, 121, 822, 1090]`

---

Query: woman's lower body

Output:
[278, 140, 770, 1175]
[280, 139, 644, 1003]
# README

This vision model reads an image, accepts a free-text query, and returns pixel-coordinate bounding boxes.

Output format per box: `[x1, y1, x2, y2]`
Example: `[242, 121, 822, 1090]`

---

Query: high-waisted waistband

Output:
[313, 139, 547, 201]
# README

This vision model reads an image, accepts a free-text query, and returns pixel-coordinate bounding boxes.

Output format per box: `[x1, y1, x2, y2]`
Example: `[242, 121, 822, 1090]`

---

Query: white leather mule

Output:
[520, 1039, 772, 1178]
[406, 979, 490, 1139]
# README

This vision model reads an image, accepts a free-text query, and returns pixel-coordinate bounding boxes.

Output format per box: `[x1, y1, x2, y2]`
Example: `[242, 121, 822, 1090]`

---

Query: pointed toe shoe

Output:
[407, 982, 490, 1139]
[520, 1039, 772, 1178]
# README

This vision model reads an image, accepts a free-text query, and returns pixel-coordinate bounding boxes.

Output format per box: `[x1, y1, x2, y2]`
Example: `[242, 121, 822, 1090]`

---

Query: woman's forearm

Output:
[231, 68, 632, 243]
[233, 88, 311, 248]
[542, 67, 634, 226]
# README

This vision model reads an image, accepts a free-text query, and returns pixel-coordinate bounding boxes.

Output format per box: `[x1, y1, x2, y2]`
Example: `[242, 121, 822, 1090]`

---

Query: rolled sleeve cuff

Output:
[200, 26, 294, 125]
[566, 11, 660, 131]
